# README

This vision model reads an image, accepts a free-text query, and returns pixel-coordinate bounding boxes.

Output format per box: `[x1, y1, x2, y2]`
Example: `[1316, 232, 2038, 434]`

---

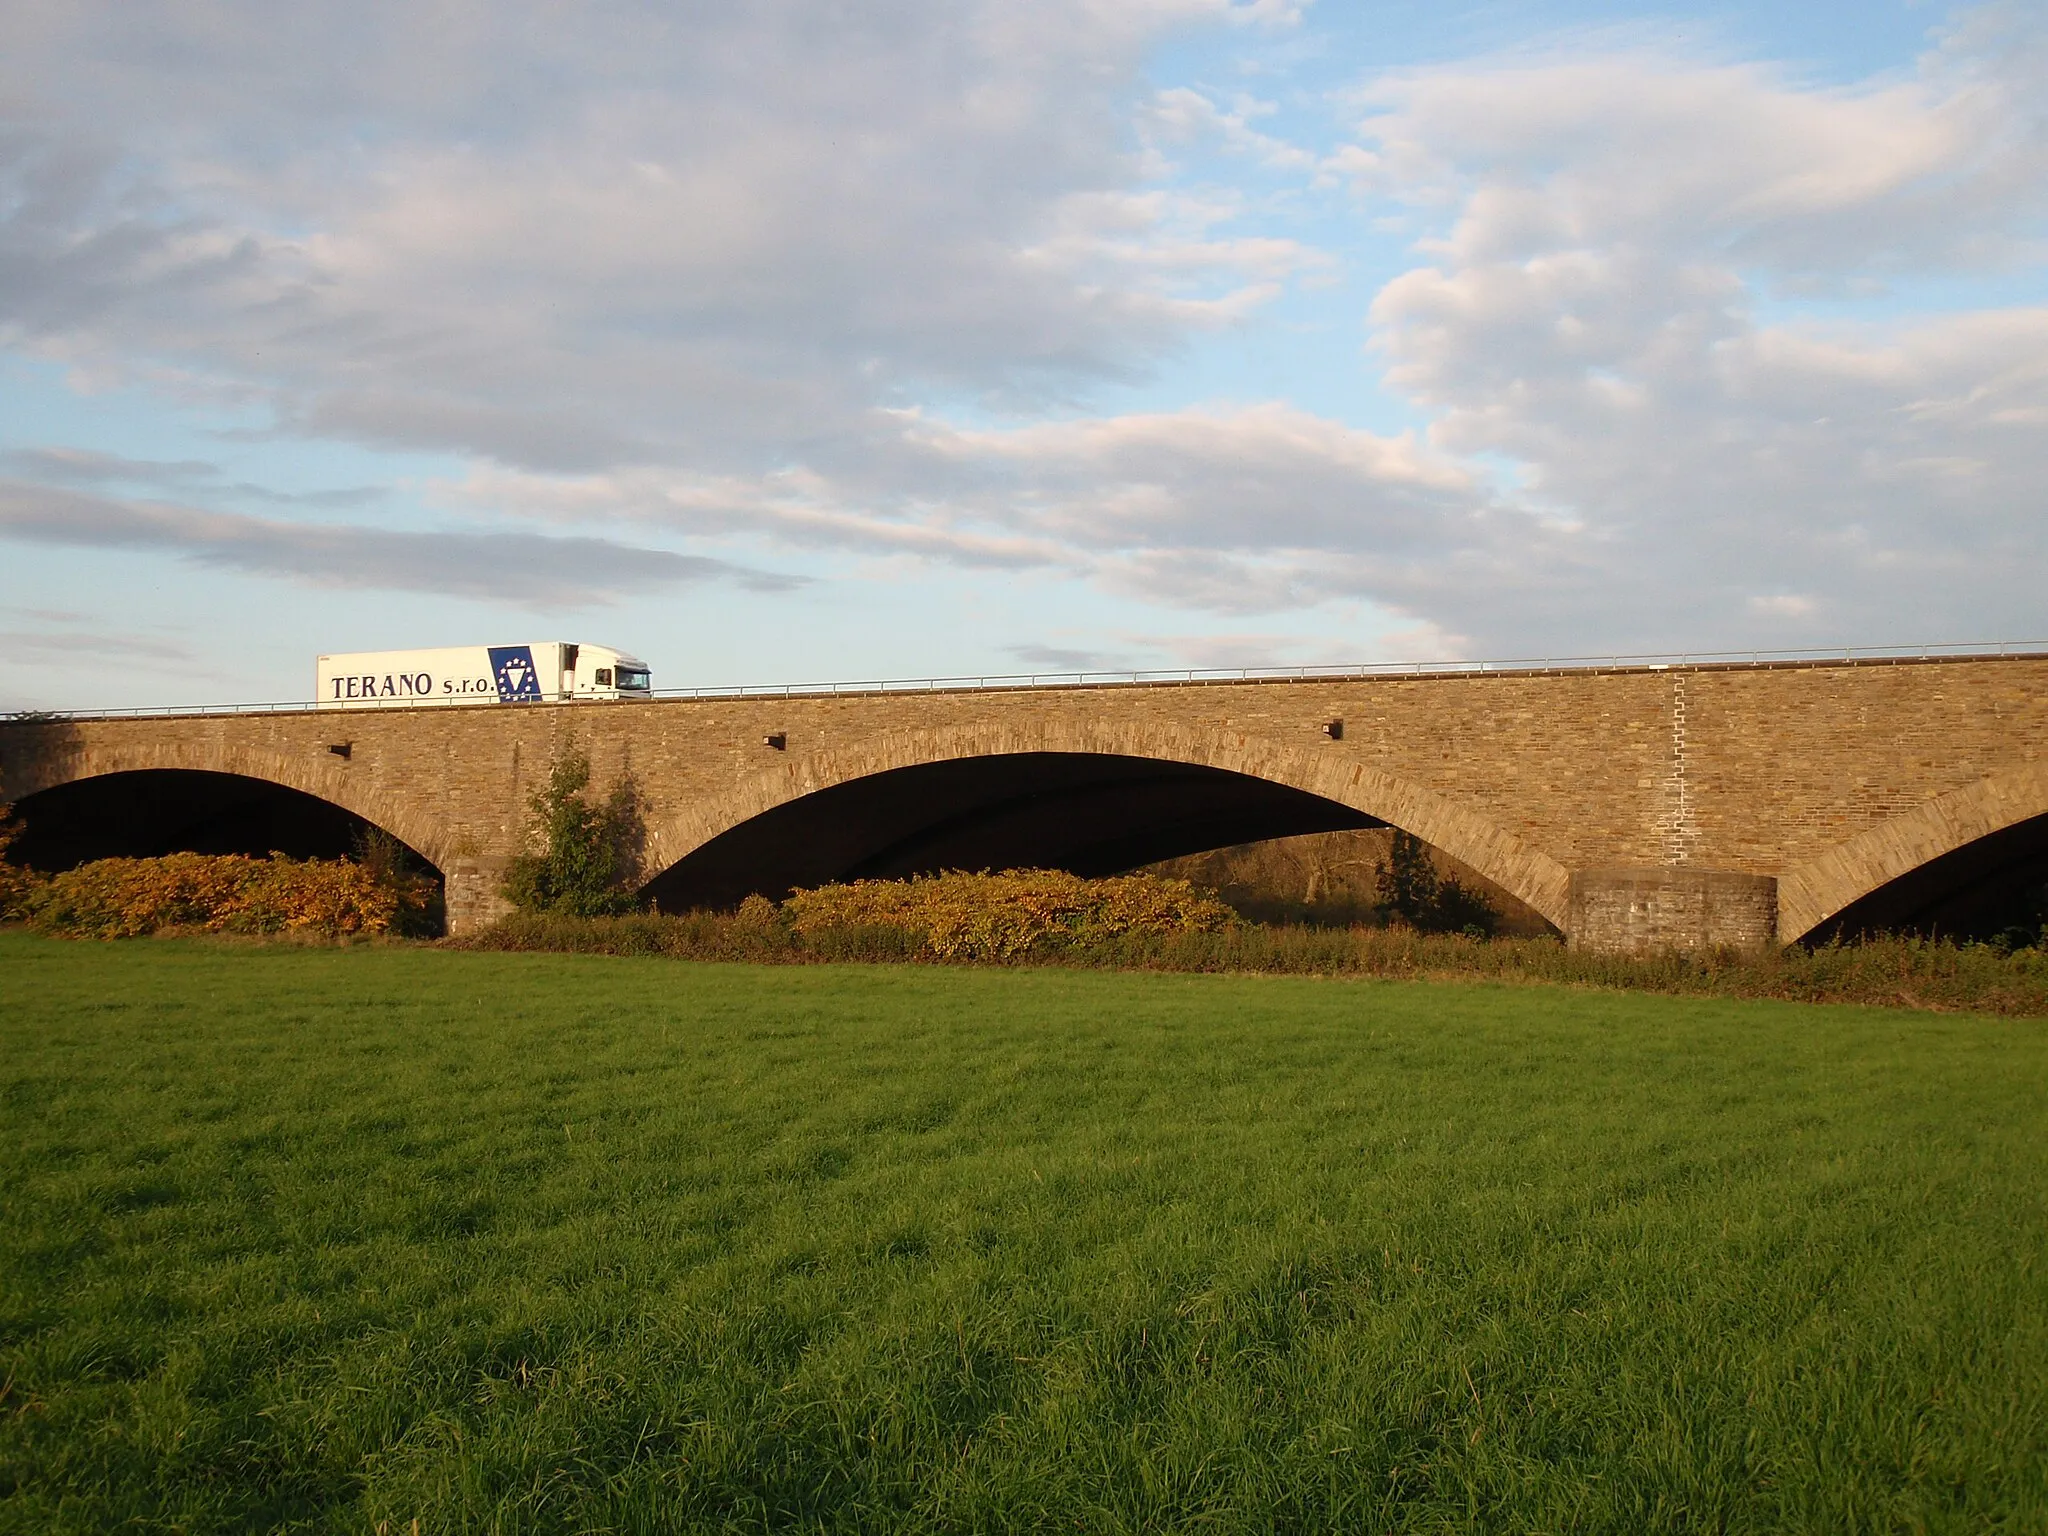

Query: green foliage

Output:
[1376, 827, 1439, 918]
[462, 908, 2048, 1016]
[500, 747, 643, 917]
[1376, 830, 1499, 936]
[2, 935, 2046, 1531]
[1984, 878, 2048, 953]
[1152, 829, 1536, 935]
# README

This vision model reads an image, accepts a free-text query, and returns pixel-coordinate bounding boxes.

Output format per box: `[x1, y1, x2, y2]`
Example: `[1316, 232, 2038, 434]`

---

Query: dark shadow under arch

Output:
[1804, 810, 2048, 944]
[7, 768, 442, 880]
[641, 750, 1383, 911]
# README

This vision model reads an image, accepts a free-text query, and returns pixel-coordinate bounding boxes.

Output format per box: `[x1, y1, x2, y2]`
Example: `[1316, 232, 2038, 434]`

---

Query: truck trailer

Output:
[315, 643, 652, 709]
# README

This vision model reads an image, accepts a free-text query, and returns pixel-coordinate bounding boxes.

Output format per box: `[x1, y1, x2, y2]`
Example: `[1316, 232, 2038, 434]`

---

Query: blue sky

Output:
[1, 0, 2042, 710]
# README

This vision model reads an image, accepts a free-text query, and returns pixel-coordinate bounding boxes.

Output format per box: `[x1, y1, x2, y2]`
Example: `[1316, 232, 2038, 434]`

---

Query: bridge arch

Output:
[1779, 766, 2048, 941]
[5, 743, 448, 875]
[638, 720, 1572, 925]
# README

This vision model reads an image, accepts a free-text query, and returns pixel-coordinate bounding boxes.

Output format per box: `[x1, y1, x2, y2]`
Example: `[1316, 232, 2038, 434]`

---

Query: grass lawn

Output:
[1, 933, 2044, 1533]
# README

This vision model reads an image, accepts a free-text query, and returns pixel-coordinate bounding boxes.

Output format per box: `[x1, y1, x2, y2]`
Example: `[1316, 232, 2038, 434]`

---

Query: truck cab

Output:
[563, 644, 653, 701]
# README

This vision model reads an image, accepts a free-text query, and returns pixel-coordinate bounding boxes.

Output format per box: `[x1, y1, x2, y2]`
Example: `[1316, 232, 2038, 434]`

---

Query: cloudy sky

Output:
[2, 0, 2043, 709]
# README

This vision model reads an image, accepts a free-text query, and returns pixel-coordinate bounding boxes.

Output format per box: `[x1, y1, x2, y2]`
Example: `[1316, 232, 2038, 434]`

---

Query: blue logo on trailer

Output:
[488, 646, 543, 702]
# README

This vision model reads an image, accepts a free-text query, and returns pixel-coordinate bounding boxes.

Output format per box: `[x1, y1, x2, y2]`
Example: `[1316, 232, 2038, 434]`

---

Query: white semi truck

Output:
[315, 643, 652, 710]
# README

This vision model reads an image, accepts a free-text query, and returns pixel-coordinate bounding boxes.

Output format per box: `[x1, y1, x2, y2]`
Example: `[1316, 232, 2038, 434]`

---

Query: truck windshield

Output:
[616, 666, 651, 691]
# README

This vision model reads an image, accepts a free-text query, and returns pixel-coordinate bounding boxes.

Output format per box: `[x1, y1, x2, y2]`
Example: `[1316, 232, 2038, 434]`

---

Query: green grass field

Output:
[2, 933, 2045, 1533]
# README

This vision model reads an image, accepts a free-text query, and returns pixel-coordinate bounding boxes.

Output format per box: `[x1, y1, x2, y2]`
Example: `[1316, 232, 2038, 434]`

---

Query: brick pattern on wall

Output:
[1567, 868, 1779, 954]
[4, 655, 2044, 943]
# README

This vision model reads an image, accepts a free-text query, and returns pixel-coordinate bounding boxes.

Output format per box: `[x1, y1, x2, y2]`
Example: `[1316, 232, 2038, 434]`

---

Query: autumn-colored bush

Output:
[0, 805, 46, 921]
[782, 869, 1239, 960]
[479, 872, 1233, 961]
[23, 852, 435, 940]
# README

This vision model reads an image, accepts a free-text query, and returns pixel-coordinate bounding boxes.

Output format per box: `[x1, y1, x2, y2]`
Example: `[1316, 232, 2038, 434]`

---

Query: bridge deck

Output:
[14, 641, 2048, 724]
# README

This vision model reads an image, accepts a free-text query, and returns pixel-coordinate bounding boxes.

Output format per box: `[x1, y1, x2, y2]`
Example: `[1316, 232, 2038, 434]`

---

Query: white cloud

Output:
[0, 0, 1308, 474]
[2, 446, 382, 506]
[1143, 86, 1317, 172]
[445, 401, 1521, 617]
[0, 0, 2043, 658]
[1338, 7, 2048, 647]
[1749, 594, 1817, 619]
[0, 480, 798, 605]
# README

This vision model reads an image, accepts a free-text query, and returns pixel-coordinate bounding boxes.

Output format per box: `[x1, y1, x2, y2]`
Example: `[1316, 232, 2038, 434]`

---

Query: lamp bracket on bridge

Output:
[763, 733, 787, 751]
[1321, 719, 1343, 741]
[326, 742, 352, 760]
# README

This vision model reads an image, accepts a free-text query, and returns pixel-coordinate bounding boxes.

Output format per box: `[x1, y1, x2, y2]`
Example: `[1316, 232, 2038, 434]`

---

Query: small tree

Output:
[501, 749, 643, 916]
[1376, 830, 1441, 925]
[1376, 829, 1499, 937]
[1430, 875, 1499, 939]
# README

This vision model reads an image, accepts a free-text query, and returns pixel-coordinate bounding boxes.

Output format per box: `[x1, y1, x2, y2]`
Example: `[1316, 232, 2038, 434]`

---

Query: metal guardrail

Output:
[11, 639, 2048, 723]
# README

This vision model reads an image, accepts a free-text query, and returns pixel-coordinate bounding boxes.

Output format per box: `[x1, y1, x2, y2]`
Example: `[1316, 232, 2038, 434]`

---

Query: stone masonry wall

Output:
[3, 654, 2045, 944]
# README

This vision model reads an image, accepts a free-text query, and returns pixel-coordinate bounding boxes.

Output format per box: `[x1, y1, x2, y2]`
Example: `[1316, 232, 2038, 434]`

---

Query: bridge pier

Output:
[1566, 868, 1779, 954]
[5, 655, 2042, 951]
[444, 855, 517, 937]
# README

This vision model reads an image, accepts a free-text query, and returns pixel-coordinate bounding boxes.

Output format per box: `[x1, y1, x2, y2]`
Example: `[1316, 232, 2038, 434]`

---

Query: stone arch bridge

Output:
[4, 653, 2045, 952]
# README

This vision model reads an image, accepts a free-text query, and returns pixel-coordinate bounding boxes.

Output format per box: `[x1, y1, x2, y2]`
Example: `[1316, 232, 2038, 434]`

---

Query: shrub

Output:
[783, 869, 1239, 961]
[453, 909, 2048, 1016]
[352, 825, 446, 936]
[0, 805, 46, 921]
[473, 909, 796, 961]
[501, 749, 644, 917]
[1376, 830, 1498, 937]
[23, 852, 435, 939]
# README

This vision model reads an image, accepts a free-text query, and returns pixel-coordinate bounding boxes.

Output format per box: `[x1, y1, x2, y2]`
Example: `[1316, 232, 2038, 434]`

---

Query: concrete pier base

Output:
[1567, 867, 1778, 954]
